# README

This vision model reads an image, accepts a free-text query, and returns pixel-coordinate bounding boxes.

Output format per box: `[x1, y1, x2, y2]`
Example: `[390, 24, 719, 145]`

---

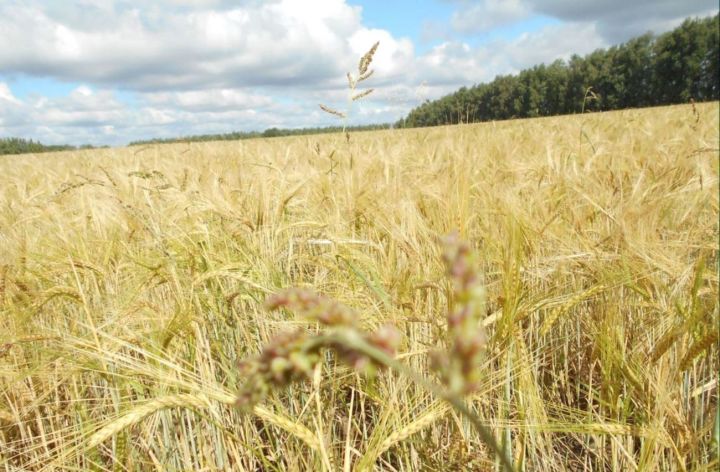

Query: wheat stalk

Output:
[253, 404, 321, 451]
[354, 402, 450, 471]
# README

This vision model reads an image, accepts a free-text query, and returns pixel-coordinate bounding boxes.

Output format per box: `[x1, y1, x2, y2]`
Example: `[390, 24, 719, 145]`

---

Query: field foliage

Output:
[0, 102, 718, 471]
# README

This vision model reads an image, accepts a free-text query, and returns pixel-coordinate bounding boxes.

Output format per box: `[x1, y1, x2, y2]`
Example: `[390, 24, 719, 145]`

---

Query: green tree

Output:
[653, 16, 716, 103]
[398, 14, 718, 129]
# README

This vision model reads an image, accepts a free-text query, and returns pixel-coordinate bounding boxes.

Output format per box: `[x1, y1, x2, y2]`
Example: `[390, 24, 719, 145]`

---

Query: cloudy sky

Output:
[0, 0, 717, 146]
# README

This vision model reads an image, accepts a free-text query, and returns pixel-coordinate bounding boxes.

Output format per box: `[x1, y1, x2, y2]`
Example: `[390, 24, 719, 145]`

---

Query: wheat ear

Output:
[87, 393, 320, 452]
[375, 403, 450, 457]
[680, 330, 718, 371]
[540, 284, 606, 336]
[87, 393, 213, 448]
[355, 401, 450, 471]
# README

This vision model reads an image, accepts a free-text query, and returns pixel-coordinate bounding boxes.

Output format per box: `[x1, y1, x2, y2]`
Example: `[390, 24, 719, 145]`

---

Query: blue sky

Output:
[0, 0, 716, 146]
[359, 0, 561, 51]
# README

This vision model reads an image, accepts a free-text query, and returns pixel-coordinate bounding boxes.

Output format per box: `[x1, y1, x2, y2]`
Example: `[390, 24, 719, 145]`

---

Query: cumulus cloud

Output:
[0, 0, 414, 93]
[0, 83, 125, 143]
[0, 83, 21, 105]
[0, 0, 715, 146]
[0, 81, 326, 145]
[142, 89, 274, 112]
[417, 21, 605, 88]
[495, 22, 605, 70]
[0, 0, 609, 146]
[0, 0, 422, 144]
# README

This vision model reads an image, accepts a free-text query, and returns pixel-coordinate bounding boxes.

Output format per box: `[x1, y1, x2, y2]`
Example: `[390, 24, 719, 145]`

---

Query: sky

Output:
[0, 0, 717, 146]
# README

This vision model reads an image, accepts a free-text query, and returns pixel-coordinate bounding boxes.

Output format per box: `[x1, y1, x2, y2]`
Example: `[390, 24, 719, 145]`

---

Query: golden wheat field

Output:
[0, 102, 718, 471]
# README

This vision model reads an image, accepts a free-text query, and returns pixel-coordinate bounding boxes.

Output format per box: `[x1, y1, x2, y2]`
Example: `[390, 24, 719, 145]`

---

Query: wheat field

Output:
[0, 102, 718, 471]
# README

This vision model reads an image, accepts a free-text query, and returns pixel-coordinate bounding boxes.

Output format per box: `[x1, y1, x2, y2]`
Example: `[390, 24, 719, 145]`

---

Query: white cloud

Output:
[0, 0, 428, 145]
[26, 86, 126, 127]
[0, 0, 715, 146]
[0, 84, 130, 143]
[0, 85, 280, 144]
[0, 5, 609, 145]
[0, 83, 21, 105]
[415, 22, 605, 88]
[0, 0, 369, 91]
[142, 89, 273, 112]
[496, 22, 606, 71]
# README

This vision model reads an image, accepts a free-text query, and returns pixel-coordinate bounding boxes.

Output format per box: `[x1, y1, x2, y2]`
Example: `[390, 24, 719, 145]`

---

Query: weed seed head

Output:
[264, 288, 358, 327]
[358, 41, 379, 75]
[437, 232, 487, 394]
[237, 291, 401, 410]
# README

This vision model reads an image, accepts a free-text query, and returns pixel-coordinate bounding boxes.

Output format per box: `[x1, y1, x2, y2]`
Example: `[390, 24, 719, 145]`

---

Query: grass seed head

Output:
[358, 41, 379, 75]
[436, 232, 488, 394]
[352, 88, 375, 101]
[265, 288, 358, 327]
[238, 291, 403, 409]
[357, 69, 374, 83]
[318, 103, 346, 118]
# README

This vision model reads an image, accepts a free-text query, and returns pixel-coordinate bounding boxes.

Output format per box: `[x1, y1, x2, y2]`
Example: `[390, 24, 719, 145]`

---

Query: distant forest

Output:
[1, 14, 717, 155]
[128, 123, 391, 146]
[398, 15, 719, 127]
[0, 137, 107, 156]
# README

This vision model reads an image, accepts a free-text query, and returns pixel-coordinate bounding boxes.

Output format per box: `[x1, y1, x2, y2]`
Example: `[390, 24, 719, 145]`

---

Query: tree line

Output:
[397, 15, 718, 128]
[128, 123, 391, 146]
[0, 124, 391, 156]
[0, 137, 107, 156]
